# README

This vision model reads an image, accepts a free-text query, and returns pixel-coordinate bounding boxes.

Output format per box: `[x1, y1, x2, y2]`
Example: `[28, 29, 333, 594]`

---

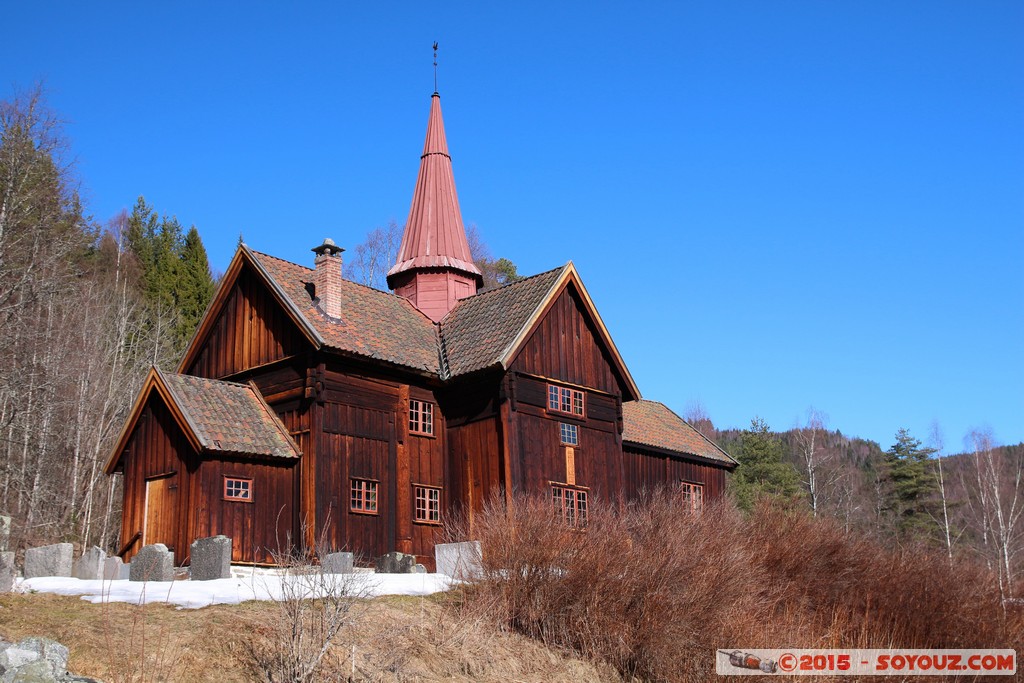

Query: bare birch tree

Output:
[794, 408, 833, 517]
[963, 427, 1024, 605]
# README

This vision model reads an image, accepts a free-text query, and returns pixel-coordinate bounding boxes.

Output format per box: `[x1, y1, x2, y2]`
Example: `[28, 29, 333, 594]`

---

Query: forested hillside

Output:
[0, 87, 215, 552]
[707, 412, 1024, 603]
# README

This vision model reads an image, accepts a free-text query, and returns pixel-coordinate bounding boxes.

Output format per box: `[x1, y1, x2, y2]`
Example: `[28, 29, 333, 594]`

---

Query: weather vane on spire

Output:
[433, 41, 439, 93]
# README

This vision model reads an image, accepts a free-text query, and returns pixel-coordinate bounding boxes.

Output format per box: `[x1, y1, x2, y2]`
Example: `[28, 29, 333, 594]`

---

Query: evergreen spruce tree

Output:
[123, 196, 215, 365]
[730, 417, 804, 512]
[175, 225, 216, 352]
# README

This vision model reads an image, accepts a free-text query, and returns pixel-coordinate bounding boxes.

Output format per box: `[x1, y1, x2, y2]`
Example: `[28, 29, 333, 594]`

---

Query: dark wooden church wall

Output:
[512, 376, 622, 499]
[447, 416, 503, 516]
[510, 285, 624, 396]
[186, 266, 308, 379]
[316, 370, 399, 563]
[120, 396, 198, 564]
[190, 457, 297, 564]
[407, 385, 446, 567]
[621, 446, 729, 503]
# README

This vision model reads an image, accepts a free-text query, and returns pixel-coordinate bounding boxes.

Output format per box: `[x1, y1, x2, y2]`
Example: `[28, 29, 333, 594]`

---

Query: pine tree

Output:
[730, 417, 804, 512]
[883, 428, 938, 540]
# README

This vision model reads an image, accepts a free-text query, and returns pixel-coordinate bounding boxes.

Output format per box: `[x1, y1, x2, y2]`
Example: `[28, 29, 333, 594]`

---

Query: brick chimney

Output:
[311, 238, 344, 320]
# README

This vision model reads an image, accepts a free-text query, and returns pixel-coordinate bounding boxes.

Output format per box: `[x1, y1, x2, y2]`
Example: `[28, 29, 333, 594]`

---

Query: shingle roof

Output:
[387, 93, 482, 284]
[159, 371, 300, 458]
[439, 266, 566, 377]
[248, 249, 442, 374]
[622, 399, 736, 466]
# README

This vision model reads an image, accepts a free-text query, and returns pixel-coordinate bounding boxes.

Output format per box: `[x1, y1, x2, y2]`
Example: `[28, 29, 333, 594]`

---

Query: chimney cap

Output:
[312, 238, 345, 257]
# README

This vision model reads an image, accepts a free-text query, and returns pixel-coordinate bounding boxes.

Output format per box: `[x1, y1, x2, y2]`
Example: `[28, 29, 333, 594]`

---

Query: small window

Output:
[552, 485, 588, 528]
[681, 482, 704, 514]
[414, 485, 441, 524]
[409, 399, 434, 435]
[350, 478, 378, 514]
[559, 422, 579, 446]
[224, 477, 252, 502]
[547, 384, 585, 417]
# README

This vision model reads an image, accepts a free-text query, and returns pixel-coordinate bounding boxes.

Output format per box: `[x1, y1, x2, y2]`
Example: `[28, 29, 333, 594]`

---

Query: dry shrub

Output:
[453, 492, 1023, 682]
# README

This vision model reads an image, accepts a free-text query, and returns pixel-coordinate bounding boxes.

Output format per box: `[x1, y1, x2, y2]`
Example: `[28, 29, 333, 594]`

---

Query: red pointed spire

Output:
[387, 93, 482, 321]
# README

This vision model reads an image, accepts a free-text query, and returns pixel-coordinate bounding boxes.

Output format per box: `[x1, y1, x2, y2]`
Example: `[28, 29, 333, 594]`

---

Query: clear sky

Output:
[3, 2, 1021, 451]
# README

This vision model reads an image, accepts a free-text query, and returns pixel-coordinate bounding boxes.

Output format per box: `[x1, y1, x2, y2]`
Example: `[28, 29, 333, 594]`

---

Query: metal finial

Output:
[433, 41, 439, 93]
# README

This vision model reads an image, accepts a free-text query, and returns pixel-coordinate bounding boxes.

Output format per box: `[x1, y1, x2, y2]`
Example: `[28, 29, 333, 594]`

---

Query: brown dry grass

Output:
[0, 591, 615, 682]
[454, 492, 1024, 682]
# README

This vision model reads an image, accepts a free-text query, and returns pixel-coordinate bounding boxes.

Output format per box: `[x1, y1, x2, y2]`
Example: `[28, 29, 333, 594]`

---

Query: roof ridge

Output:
[172, 372, 251, 389]
[250, 249, 312, 273]
[250, 248, 431, 309]
[440, 263, 567, 324]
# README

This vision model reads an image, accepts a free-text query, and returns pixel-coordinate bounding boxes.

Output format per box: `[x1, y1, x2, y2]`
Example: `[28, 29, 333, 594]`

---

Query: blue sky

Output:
[3, 2, 1021, 451]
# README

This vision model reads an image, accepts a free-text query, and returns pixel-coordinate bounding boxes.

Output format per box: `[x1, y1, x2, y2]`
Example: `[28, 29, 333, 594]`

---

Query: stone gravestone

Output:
[0, 552, 14, 592]
[190, 535, 232, 580]
[23, 543, 73, 578]
[376, 551, 417, 574]
[74, 546, 107, 581]
[321, 551, 354, 574]
[129, 544, 174, 582]
[434, 540, 483, 580]
[0, 515, 10, 552]
[103, 556, 126, 581]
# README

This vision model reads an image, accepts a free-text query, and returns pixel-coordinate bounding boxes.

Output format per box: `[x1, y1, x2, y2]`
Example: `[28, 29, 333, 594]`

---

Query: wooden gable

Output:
[182, 250, 315, 379]
[508, 269, 639, 400]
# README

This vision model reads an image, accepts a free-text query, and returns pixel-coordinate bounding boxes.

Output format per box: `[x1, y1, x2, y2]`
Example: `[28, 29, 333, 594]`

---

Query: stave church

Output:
[104, 86, 736, 569]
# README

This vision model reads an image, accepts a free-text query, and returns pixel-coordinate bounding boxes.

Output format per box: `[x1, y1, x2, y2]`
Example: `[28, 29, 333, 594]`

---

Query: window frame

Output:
[681, 481, 704, 514]
[409, 399, 435, 436]
[223, 476, 253, 503]
[551, 484, 588, 528]
[559, 422, 579, 446]
[547, 384, 585, 417]
[413, 484, 442, 525]
[350, 477, 379, 515]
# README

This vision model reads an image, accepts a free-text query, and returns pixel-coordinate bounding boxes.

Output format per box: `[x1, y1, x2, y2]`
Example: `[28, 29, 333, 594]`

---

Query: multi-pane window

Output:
[414, 485, 441, 523]
[409, 399, 434, 435]
[350, 478, 378, 514]
[681, 482, 704, 514]
[559, 422, 579, 446]
[224, 477, 252, 502]
[547, 384, 585, 417]
[552, 485, 588, 528]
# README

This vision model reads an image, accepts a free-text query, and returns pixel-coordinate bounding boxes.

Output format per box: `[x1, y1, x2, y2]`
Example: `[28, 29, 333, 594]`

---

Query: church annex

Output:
[104, 90, 736, 569]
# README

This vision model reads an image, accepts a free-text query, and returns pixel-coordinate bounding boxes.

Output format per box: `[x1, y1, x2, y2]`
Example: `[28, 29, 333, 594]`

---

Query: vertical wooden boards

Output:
[621, 446, 729, 503]
[186, 266, 308, 379]
[120, 396, 197, 564]
[509, 285, 625, 397]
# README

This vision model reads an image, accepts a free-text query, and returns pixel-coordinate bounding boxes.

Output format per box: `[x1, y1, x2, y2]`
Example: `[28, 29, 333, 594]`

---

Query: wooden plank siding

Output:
[189, 457, 297, 564]
[509, 284, 627, 396]
[119, 396, 197, 564]
[312, 367, 449, 567]
[118, 395, 298, 566]
[186, 266, 309, 379]
[621, 446, 729, 504]
[511, 375, 623, 502]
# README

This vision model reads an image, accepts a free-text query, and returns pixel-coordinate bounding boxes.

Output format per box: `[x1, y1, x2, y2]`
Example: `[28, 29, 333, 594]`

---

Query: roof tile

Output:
[622, 399, 736, 465]
[249, 250, 441, 374]
[440, 266, 566, 377]
[160, 372, 299, 458]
